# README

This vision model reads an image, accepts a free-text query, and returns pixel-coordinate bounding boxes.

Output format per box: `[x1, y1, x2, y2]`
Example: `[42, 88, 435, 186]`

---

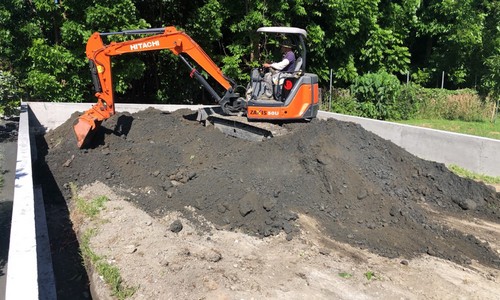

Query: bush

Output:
[327, 88, 359, 115]
[327, 77, 491, 122]
[350, 71, 403, 120]
[416, 88, 492, 121]
[328, 79, 420, 120]
[0, 70, 22, 116]
[397, 83, 422, 120]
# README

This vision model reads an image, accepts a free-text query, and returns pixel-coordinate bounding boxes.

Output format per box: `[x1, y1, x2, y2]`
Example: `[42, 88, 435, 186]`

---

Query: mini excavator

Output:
[73, 26, 320, 148]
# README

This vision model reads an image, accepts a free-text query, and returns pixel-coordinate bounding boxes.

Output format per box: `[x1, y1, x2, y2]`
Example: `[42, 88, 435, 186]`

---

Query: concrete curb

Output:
[6, 104, 39, 299]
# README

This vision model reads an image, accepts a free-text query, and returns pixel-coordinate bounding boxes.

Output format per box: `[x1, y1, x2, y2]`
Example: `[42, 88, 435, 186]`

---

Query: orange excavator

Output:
[74, 26, 320, 147]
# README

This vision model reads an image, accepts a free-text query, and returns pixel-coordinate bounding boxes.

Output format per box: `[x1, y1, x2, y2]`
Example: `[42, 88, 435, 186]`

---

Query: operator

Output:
[261, 41, 296, 99]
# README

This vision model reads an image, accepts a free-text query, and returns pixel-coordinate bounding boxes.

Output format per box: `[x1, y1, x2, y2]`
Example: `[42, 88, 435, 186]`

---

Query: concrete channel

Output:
[4, 101, 500, 299]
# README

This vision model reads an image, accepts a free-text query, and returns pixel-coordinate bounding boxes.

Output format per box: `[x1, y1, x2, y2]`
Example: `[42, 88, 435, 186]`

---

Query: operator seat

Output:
[273, 57, 303, 100]
[248, 57, 303, 101]
[247, 68, 266, 101]
[294, 57, 303, 72]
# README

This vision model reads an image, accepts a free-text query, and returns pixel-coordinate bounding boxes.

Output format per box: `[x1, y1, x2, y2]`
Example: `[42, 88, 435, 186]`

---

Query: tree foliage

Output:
[0, 0, 498, 111]
[350, 71, 404, 120]
[0, 70, 22, 115]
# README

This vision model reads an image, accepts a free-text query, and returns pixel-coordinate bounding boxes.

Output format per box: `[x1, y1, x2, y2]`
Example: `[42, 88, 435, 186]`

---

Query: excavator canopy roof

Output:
[257, 27, 307, 38]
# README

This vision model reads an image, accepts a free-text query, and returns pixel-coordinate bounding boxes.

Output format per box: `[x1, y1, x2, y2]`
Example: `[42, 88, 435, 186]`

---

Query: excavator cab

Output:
[244, 27, 319, 121]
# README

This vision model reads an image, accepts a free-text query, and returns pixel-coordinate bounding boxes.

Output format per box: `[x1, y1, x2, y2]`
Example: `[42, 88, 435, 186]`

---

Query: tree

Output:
[0, 70, 22, 115]
[414, 0, 486, 88]
[1, 0, 149, 102]
[481, 1, 500, 120]
[1, 0, 498, 105]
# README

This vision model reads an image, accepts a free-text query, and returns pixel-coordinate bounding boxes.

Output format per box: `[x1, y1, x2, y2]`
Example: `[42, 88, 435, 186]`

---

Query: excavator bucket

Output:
[73, 117, 98, 148]
[72, 100, 113, 148]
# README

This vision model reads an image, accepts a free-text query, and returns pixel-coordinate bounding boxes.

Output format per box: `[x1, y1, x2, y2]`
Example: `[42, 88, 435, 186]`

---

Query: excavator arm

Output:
[74, 26, 243, 148]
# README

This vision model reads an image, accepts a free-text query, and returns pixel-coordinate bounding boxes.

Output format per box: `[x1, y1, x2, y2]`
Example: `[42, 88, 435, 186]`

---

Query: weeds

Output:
[72, 183, 136, 299]
[338, 272, 353, 279]
[448, 164, 500, 185]
[326, 85, 495, 123]
[80, 229, 137, 300]
[364, 271, 376, 280]
[69, 182, 108, 218]
[416, 89, 492, 122]
[77, 195, 108, 218]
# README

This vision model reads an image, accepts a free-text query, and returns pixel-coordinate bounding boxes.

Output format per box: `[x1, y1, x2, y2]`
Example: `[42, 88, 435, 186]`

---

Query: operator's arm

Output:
[263, 58, 290, 71]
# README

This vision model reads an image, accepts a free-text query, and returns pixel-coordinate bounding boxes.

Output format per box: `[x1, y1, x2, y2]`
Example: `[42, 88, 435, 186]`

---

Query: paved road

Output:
[0, 127, 18, 299]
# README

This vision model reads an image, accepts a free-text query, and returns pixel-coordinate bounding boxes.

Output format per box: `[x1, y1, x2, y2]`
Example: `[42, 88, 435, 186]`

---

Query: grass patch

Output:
[77, 195, 108, 218]
[338, 272, 353, 279]
[71, 183, 136, 299]
[81, 229, 137, 299]
[448, 164, 500, 185]
[69, 182, 108, 218]
[397, 119, 500, 140]
[364, 270, 377, 280]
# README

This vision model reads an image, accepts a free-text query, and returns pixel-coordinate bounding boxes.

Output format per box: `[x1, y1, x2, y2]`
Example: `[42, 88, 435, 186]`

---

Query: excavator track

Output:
[197, 107, 288, 141]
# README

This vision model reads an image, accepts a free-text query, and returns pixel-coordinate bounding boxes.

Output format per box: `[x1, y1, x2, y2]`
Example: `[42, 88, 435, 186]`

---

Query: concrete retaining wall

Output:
[318, 111, 500, 177]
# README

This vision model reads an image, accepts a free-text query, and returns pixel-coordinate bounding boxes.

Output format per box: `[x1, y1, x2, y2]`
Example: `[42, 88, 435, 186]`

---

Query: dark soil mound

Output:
[40, 108, 500, 269]
[0, 117, 19, 143]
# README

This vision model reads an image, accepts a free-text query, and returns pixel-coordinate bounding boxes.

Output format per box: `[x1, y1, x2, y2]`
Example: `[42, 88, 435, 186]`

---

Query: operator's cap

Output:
[280, 40, 293, 48]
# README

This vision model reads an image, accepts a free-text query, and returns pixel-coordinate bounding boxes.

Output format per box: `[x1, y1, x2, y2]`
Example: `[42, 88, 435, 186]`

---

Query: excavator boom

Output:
[74, 26, 238, 148]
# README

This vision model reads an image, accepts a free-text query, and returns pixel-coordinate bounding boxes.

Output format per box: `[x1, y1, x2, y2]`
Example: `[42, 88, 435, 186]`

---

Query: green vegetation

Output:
[338, 272, 353, 279]
[364, 270, 377, 281]
[327, 85, 499, 140]
[69, 182, 108, 218]
[448, 165, 500, 185]
[397, 119, 500, 140]
[0, 70, 22, 116]
[411, 88, 494, 122]
[391, 87, 499, 140]
[329, 73, 421, 120]
[81, 229, 137, 300]
[0, 1, 499, 108]
[75, 195, 108, 218]
[350, 71, 405, 120]
[70, 183, 135, 298]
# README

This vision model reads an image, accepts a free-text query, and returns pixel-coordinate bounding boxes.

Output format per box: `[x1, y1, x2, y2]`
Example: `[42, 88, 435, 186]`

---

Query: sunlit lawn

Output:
[397, 119, 500, 140]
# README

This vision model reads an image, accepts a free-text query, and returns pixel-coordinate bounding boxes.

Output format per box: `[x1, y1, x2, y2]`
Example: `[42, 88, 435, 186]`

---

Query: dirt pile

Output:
[39, 108, 500, 271]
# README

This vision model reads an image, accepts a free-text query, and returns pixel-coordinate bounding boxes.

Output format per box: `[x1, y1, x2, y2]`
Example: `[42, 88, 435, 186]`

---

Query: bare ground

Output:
[36, 108, 500, 299]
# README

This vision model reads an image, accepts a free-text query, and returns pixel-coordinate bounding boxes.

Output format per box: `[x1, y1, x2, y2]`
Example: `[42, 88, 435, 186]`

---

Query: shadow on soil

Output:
[34, 135, 91, 299]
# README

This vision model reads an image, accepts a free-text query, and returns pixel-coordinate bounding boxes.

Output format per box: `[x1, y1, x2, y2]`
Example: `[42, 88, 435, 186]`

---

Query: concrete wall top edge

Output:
[318, 111, 500, 143]
[26, 102, 215, 131]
